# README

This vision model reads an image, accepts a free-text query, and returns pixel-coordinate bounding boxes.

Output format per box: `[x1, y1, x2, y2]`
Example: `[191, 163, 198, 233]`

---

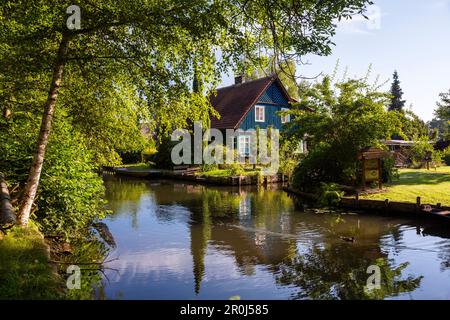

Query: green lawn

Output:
[361, 166, 450, 206]
[199, 169, 260, 178]
[117, 163, 154, 171]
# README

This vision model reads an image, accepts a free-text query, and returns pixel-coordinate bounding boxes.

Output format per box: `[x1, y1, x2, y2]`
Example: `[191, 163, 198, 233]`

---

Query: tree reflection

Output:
[277, 243, 422, 300]
[101, 177, 450, 299]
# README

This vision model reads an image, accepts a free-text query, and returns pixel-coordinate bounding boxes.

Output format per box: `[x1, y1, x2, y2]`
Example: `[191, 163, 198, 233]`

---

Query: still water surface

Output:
[100, 175, 450, 299]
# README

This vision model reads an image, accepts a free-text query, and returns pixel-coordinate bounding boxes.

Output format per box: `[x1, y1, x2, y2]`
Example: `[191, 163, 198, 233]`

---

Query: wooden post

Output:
[378, 158, 383, 190]
[355, 192, 359, 208]
[361, 159, 366, 191]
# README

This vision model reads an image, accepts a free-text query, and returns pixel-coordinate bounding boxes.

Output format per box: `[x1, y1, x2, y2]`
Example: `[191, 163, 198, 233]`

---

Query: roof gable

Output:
[209, 75, 292, 129]
[258, 81, 289, 105]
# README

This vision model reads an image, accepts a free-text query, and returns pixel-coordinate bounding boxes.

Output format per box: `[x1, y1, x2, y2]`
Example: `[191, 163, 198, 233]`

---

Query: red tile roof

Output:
[209, 75, 291, 129]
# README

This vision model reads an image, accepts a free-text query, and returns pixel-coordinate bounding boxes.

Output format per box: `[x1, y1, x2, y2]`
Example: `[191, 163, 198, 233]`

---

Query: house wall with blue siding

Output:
[239, 82, 290, 130]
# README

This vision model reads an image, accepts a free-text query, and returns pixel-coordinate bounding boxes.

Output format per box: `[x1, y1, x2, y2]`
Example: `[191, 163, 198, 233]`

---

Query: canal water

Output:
[99, 175, 450, 300]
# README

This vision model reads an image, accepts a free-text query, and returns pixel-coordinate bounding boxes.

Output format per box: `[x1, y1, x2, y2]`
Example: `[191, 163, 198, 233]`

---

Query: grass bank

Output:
[362, 166, 450, 205]
[0, 224, 62, 299]
[199, 168, 260, 178]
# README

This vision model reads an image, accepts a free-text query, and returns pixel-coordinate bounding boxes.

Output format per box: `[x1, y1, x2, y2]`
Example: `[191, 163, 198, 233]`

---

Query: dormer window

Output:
[255, 105, 265, 122]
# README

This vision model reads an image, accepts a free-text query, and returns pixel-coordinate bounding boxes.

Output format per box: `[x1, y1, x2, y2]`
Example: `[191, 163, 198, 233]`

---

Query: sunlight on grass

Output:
[200, 169, 259, 178]
[0, 224, 61, 299]
[362, 166, 450, 205]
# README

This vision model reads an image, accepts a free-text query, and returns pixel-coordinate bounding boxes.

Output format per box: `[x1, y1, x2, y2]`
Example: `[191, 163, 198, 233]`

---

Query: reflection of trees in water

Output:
[277, 243, 422, 300]
[420, 223, 450, 271]
[101, 177, 450, 298]
[58, 231, 110, 299]
[186, 186, 298, 293]
[103, 175, 151, 229]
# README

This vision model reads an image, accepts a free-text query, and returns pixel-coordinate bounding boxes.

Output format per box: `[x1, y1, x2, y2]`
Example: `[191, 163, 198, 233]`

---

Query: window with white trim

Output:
[238, 136, 251, 157]
[281, 107, 290, 123]
[255, 105, 265, 122]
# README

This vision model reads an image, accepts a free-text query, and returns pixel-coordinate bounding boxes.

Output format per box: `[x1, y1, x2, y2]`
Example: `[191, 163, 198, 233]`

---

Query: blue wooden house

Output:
[209, 74, 304, 156]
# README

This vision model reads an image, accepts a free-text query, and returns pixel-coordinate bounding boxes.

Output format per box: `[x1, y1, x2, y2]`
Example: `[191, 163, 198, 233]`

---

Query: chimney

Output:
[234, 75, 245, 85]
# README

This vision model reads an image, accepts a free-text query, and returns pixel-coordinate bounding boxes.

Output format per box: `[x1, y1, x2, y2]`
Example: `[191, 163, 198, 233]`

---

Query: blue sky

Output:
[221, 0, 450, 121]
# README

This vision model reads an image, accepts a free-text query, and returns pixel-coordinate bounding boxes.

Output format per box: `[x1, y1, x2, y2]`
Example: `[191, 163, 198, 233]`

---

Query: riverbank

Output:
[0, 224, 62, 299]
[108, 165, 285, 186]
[361, 166, 450, 205]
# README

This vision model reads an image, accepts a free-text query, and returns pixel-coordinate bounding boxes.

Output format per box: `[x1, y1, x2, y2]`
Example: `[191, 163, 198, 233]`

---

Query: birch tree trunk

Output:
[16, 34, 69, 226]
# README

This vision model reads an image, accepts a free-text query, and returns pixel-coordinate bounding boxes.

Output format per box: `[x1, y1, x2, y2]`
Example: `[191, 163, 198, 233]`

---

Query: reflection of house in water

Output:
[187, 190, 299, 294]
[145, 180, 441, 296]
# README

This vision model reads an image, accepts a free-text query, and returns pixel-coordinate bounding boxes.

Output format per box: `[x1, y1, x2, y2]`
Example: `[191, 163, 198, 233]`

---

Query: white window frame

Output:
[238, 136, 251, 157]
[255, 105, 265, 122]
[281, 107, 290, 124]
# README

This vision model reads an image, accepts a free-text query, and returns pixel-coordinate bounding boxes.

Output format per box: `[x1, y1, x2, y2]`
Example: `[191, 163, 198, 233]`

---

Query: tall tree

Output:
[388, 71, 406, 112]
[1, 0, 373, 226]
[248, 56, 300, 100]
[434, 89, 450, 139]
[285, 76, 402, 188]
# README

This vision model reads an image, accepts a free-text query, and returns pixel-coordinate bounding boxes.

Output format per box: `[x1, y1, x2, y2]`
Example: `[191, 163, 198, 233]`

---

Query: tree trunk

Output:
[0, 173, 15, 225]
[16, 34, 69, 226]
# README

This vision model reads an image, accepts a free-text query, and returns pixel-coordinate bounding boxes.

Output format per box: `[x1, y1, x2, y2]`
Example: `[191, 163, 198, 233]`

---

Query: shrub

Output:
[287, 75, 400, 191]
[292, 144, 349, 191]
[36, 120, 107, 238]
[229, 163, 245, 176]
[150, 137, 178, 169]
[0, 112, 107, 239]
[202, 163, 218, 172]
[443, 147, 450, 166]
[409, 138, 434, 166]
[119, 151, 142, 164]
[382, 157, 398, 183]
[318, 183, 344, 207]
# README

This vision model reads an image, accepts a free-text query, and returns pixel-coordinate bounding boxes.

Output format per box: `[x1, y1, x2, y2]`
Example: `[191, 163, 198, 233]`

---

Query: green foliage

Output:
[287, 76, 400, 189]
[409, 137, 437, 167]
[388, 71, 406, 112]
[150, 137, 179, 169]
[278, 247, 422, 300]
[202, 163, 219, 172]
[389, 109, 429, 141]
[58, 234, 108, 300]
[381, 157, 398, 183]
[0, 110, 107, 238]
[318, 183, 344, 207]
[433, 89, 450, 140]
[443, 147, 450, 166]
[36, 118, 107, 238]
[435, 89, 450, 121]
[229, 163, 245, 176]
[0, 224, 61, 299]
[247, 56, 300, 100]
[279, 135, 305, 178]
